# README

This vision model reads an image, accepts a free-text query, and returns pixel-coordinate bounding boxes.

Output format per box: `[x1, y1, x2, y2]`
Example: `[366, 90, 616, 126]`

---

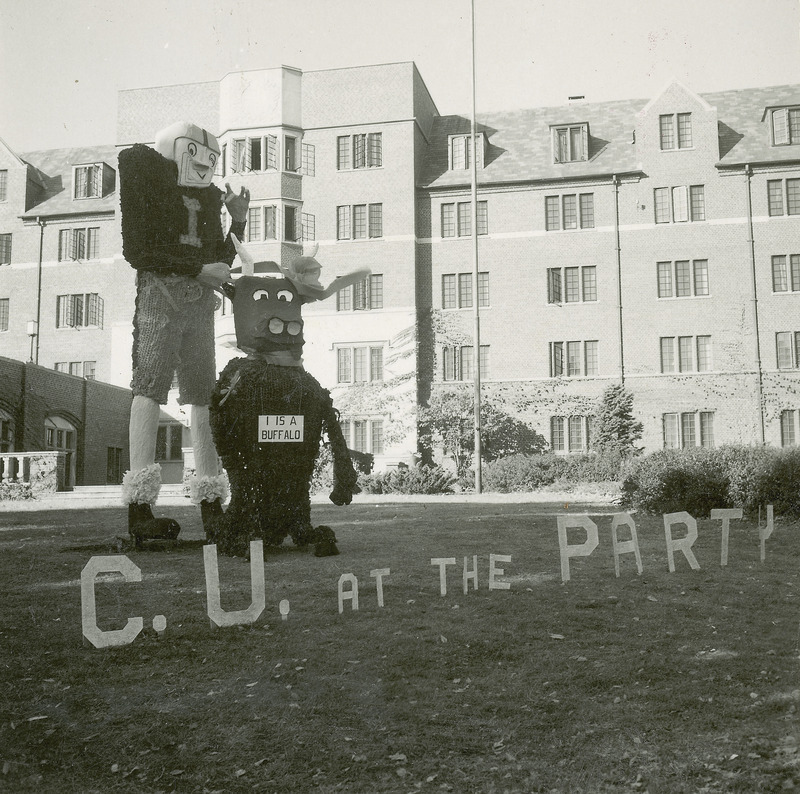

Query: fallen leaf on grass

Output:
[235, 769, 246, 777]
[389, 752, 407, 762]
[27, 716, 48, 722]
[549, 634, 565, 640]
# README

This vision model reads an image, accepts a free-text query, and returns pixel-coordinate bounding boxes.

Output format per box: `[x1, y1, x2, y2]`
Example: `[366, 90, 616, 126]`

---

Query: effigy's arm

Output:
[324, 404, 359, 506]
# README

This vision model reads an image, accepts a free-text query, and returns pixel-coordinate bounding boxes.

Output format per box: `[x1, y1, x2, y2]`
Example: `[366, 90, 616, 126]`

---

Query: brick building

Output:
[1, 64, 800, 473]
[0, 356, 131, 487]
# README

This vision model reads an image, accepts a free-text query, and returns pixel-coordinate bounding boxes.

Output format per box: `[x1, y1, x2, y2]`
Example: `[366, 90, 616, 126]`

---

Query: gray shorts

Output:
[131, 271, 217, 405]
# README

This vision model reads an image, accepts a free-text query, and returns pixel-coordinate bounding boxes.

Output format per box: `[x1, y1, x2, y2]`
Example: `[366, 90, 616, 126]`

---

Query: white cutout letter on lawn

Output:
[710, 508, 742, 566]
[489, 554, 512, 590]
[338, 573, 359, 613]
[760, 505, 774, 563]
[370, 568, 390, 608]
[204, 541, 265, 627]
[663, 512, 700, 573]
[431, 558, 457, 596]
[610, 513, 643, 577]
[557, 515, 599, 583]
[81, 555, 143, 649]
[463, 555, 479, 594]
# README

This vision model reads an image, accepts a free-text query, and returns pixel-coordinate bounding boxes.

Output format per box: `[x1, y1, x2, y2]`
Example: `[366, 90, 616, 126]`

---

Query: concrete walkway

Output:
[0, 484, 622, 511]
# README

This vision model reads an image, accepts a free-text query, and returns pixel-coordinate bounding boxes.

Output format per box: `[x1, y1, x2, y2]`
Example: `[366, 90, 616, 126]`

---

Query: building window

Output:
[54, 360, 96, 378]
[336, 345, 384, 383]
[0, 170, 7, 202]
[772, 254, 800, 292]
[551, 123, 589, 163]
[156, 424, 183, 461]
[654, 185, 705, 223]
[247, 207, 262, 242]
[341, 417, 384, 455]
[284, 205, 298, 242]
[0, 409, 13, 453]
[0, 298, 7, 332]
[547, 266, 597, 303]
[230, 135, 280, 174]
[284, 136, 297, 172]
[336, 275, 384, 311]
[660, 335, 712, 373]
[0, 233, 11, 264]
[74, 164, 104, 198]
[337, 203, 382, 240]
[659, 113, 692, 150]
[663, 411, 714, 448]
[301, 212, 315, 242]
[442, 345, 489, 381]
[544, 193, 594, 231]
[449, 134, 484, 170]
[767, 178, 800, 216]
[83, 361, 96, 379]
[550, 340, 599, 377]
[550, 415, 591, 452]
[780, 410, 798, 446]
[107, 447, 123, 484]
[56, 293, 104, 329]
[440, 201, 488, 237]
[337, 133, 382, 170]
[441, 272, 489, 309]
[265, 205, 277, 239]
[776, 331, 800, 369]
[301, 143, 315, 176]
[656, 259, 709, 298]
[770, 107, 800, 146]
[58, 228, 99, 261]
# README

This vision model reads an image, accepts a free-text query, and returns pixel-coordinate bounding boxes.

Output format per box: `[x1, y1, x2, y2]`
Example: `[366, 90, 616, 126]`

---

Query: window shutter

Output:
[773, 108, 790, 145]
[672, 186, 689, 222]
[552, 129, 561, 163]
[302, 143, 315, 176]
[548, 269, 562, 304]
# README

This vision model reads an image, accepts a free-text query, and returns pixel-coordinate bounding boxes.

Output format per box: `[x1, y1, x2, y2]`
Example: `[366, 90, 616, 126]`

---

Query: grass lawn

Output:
[0, 498, 797, 793]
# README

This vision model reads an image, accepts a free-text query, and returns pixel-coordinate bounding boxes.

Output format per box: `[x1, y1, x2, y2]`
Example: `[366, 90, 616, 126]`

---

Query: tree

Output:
[592, 384, 643, 456]
[418, 388, 546, 476]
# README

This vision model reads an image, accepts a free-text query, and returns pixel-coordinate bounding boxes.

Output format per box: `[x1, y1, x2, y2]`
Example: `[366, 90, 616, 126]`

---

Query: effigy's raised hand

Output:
[224, 183, 250, 222]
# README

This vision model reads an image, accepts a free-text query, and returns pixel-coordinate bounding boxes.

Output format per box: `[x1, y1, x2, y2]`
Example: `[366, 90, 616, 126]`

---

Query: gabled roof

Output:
[705, 83, 800, 166]
[18, 144, 118, 219]
[420, 96, 645, 189]
[419, 82, 800, 188]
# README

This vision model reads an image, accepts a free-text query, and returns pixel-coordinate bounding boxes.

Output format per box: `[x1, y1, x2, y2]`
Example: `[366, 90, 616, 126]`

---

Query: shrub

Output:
[480, 452, 626, 493]
[359, 464, 456, 495]
[621, 445, 800, 518]
[0, 482, 35, 501]
[311, 445, 373, 495]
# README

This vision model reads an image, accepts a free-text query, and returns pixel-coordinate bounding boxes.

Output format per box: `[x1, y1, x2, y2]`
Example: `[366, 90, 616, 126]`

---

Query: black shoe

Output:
[200, 498, 225, 542]
[128, 503, 181, 548]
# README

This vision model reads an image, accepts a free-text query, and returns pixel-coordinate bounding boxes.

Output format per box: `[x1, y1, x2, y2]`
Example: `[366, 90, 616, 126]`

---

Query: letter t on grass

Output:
[431, 558, 456, 596]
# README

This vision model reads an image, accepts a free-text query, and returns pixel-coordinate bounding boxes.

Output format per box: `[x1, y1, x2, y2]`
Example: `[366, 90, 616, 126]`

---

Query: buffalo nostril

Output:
[268, 318, 284, 334]
[287, 321, 302, 336]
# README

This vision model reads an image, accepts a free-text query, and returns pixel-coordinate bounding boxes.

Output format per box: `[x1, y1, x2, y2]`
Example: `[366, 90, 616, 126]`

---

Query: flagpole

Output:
[470, 0, 482, 493]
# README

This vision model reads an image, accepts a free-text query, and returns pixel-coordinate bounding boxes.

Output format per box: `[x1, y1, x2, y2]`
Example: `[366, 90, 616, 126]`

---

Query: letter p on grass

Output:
[557, 515, 599, 583]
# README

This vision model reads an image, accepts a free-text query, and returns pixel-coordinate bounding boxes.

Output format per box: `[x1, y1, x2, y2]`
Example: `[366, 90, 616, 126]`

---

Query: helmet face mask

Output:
[154, 122, 220, 188]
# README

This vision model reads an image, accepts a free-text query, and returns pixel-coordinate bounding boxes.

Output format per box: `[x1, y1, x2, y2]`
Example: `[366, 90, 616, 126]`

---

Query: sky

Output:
[1, 0, 800, 153]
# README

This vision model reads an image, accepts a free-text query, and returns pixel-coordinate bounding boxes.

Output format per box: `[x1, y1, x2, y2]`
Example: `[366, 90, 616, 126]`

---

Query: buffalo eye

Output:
[252, 289, 269, 301]
[276, 289, 294, 303]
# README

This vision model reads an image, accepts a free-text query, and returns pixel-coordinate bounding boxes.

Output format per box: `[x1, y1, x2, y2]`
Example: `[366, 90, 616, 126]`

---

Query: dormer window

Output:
[659, 113, 692, 150]
[74, 163, 104, 199]
[551, 123, 588, 164]
[448, 134, 484, 171]
[770, 107, 800, 146]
